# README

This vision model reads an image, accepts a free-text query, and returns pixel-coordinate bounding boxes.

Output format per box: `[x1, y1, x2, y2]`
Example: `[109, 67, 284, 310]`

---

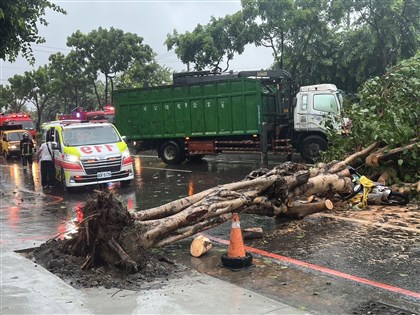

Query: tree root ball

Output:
[61, 191, 158, 273]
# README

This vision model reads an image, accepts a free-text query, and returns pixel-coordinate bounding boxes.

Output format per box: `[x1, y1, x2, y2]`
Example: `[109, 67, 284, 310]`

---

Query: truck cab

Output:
[293, 84, 345, 162]
[294, 84, 344, 132]
[43, 121, 134, 190]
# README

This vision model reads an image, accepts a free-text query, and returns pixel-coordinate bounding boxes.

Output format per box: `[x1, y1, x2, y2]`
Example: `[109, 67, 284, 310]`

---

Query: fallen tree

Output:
[60, 141, 417, 272]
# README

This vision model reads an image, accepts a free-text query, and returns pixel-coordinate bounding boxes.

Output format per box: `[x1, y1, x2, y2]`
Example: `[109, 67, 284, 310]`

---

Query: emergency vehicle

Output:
[1, 128, 34, 159]
[43, 120, 134, 190]
[0, 112, 37, 139]
[56, 105, 115, 123]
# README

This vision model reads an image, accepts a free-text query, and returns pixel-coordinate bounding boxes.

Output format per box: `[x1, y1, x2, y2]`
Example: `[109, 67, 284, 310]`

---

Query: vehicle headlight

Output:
[65, 154, 79, 163]
[122, 149, 130, 158]
[9, 145, 17, 150]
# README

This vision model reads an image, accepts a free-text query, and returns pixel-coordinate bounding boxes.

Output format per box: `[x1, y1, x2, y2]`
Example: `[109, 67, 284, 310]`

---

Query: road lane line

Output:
[206, 235, 420, 300]
[141, 166, 192, 173]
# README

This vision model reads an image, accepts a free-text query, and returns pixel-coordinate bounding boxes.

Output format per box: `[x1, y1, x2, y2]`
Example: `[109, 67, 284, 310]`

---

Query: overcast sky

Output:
[0, 0, 274, 85]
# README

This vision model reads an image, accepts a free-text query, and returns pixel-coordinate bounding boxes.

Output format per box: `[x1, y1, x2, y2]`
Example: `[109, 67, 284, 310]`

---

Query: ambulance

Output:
[43, 121, 134, 190]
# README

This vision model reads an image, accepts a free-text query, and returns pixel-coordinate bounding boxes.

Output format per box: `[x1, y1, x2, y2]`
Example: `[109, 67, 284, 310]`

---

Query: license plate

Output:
[97, 171, 112, 179]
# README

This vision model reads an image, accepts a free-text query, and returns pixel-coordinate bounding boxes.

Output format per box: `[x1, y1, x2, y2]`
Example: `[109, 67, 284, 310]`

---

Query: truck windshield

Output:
[313, 94, 339, 113]
[62, 125, 121, 146]
[4, 121, 35, 130]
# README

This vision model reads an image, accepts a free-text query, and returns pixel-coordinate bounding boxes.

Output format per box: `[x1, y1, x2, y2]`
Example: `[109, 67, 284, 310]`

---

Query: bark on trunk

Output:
[62, 142, 414, 272]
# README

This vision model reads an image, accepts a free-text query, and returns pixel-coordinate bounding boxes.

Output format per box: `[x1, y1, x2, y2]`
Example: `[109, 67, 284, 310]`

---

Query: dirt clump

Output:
[26, 191, 183, 291]
[29, 239, 179, 291]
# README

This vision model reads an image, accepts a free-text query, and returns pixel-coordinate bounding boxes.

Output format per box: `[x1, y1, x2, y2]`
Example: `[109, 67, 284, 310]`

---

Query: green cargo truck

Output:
[114, 70, 346, 164]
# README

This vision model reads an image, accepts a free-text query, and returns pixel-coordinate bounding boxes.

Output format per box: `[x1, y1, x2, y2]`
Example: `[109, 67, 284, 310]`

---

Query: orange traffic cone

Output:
[221, 213, 253, 269]
[227, 213, 246, 258]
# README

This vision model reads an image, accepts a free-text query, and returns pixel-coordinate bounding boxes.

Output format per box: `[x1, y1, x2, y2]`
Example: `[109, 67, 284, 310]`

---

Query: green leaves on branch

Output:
[66, 27, 155, 106]
[324, 53, 420, 181]
[0, 0, 66, 63]
[165, 12, 251, 72]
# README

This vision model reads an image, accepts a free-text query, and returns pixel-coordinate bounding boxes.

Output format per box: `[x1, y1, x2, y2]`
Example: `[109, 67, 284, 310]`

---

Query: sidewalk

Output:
[1, 249, 309, 315]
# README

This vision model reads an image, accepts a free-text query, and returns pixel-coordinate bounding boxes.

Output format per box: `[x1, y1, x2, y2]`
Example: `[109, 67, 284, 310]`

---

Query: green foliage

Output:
[0, 0, 65, 63]
[324, 52, 420, 181]
[67, 27, 155, 106]
[166, 12, 251, 72]
[165, 0, 419, 92]
[116, 62, 172, 89]
[0, 85, 14, 111]
[48, 51, 96, 113]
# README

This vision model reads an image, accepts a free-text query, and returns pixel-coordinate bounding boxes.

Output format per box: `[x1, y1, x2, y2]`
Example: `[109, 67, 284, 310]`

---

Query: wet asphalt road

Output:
[0, 152, 419, 315]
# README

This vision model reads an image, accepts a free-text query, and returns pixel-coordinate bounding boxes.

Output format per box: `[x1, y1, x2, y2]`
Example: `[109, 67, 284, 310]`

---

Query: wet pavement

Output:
[1, 152, 419, 314]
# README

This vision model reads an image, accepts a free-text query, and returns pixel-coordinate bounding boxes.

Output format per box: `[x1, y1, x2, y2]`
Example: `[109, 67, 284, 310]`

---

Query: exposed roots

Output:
[62, 191, 152, 273]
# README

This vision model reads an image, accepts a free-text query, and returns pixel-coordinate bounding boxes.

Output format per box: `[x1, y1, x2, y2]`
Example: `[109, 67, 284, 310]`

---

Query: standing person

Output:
[20, 132, 35, 170]
[36, 137, 55, 189]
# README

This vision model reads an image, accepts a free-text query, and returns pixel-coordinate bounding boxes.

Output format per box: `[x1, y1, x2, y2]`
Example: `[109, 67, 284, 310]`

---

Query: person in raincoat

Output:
[20, 132, 35, 170]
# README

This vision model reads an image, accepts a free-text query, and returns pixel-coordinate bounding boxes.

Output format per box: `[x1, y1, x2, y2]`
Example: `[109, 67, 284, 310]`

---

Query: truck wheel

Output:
[160, 141, 183, 165]
[300, 135, 328, 164]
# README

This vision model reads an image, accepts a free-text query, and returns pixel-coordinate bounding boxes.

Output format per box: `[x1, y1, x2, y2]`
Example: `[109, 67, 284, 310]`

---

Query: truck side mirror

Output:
[121, 136, 127, 142]
[51, 142, 58, 150]
[292, 97, 297, 107]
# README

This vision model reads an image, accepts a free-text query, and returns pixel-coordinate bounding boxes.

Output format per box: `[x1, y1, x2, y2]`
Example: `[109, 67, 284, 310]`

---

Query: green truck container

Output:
[115, 78, 276, 136]
[114, 71, 345, 165]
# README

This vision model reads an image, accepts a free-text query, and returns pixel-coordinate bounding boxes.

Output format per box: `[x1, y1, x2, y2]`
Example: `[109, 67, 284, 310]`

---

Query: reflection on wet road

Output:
[0, 155, 256, 248]
[1, 153, 419, 314]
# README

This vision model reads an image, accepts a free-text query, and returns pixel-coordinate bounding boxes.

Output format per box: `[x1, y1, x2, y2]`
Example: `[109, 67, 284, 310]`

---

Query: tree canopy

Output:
[166, 0, 419, 92]
[0, 0, 65, 63]
[166, 12, 250, 72]
[66, 27, 155, 107]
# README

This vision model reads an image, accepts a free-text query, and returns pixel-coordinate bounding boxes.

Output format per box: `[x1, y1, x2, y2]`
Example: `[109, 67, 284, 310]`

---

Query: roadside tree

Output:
[66, 27, 155, 107]
[0, 0, 65, 63]
[116, 61, 172, 89]
[48, 51, 96, 114]
[165, 12, 250, 72]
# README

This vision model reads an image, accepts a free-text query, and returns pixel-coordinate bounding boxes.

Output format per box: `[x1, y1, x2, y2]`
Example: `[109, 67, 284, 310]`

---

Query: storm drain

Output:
[352, 301, 418, 315]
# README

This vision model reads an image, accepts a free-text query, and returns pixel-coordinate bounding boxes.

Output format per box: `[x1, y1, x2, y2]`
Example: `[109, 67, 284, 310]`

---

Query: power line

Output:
[32, 44, 72, 52]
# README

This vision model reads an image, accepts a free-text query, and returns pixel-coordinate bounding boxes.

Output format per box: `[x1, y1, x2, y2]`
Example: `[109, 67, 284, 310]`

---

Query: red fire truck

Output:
[0, 112, 37, 138]
[56, 105, 115, 123]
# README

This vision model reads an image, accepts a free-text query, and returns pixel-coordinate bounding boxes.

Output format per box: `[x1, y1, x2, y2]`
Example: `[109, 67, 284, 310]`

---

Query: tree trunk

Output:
[62, 142, 409, 272]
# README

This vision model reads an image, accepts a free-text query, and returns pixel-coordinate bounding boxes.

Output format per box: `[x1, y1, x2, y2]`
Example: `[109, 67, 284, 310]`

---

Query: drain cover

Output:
[352, 301, 418, 315]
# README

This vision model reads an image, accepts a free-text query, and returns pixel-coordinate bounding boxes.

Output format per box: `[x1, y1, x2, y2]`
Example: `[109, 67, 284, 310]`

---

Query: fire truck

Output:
[56, 105, 115, 123]
[0, 112, 37, 138]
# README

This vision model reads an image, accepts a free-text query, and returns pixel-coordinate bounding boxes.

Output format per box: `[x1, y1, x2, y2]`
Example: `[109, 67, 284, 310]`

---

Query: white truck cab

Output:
[43, 121, 134, 190]
[292, 84, 346, 162]
[294, 84, 344, 132]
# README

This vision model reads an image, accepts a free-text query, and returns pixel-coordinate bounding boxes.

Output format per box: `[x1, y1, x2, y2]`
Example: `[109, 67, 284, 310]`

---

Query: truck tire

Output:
[300, 135, 328, 164]
[160, 141, 184, 165]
